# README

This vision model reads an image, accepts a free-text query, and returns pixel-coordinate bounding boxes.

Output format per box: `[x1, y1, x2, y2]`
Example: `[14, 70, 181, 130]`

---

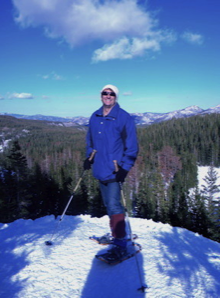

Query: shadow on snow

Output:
[81, 245, 147, 298]
[155, 227, 220, 297]
[0, 215, 82, 298]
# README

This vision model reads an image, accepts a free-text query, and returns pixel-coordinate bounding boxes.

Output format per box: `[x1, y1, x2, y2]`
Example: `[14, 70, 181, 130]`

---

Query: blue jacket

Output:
[86, 103, 138, 182]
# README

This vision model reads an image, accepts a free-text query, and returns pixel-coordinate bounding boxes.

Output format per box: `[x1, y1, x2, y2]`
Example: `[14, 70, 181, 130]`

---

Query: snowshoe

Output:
[90, 233, 138, 245]
[96, 242, 142, 265]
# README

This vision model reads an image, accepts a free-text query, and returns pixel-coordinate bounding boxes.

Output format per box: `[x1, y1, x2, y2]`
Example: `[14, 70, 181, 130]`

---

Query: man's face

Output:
[101, 88, 117, 108]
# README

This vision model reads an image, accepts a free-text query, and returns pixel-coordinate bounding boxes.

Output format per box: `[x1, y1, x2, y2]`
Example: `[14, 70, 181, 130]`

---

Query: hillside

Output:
[1, 215, 220, 298]
[0, 113, 220, 243]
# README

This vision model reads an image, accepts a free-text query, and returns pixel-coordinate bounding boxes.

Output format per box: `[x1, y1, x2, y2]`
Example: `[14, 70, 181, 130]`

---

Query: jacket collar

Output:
[96, 103, 120, 119]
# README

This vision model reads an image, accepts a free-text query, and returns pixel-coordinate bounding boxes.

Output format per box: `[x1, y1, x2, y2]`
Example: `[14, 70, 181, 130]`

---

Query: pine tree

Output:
[0, 167, 8, 221]
[134, 171, 156, 219]
[150, 169, 167, 222]
[189, 187, 210, 237]
[201, 164, 220, 240]
[28, 163, 46, 218]
[6, 140, 30, 219]
[201, 164, 220, 211]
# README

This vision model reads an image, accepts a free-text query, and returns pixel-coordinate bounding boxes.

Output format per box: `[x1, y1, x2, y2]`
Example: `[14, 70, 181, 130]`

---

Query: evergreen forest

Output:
[0, 114, 220, 242]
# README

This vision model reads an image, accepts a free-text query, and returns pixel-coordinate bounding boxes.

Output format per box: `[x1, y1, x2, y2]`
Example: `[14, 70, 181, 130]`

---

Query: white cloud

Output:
[52, 73, 65, 81]
[181, 31, 204, 45]
[92, 37, 133, 61]
[123, 91, 133, 96]
[41, 72, 65, 80]
[10, 93, 34, 99]
[92, 30, 176, 62]
[13, 0, 176, 61]
[0, 95, 4, 100]
[13, 0, 155, 44]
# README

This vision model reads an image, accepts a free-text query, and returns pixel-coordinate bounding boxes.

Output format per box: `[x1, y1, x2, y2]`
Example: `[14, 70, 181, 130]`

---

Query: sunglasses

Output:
[101, 91, 116, 97]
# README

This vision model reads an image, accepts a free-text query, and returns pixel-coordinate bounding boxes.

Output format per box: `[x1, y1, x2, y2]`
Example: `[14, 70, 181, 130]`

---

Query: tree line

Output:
[0, 114, 220, 242]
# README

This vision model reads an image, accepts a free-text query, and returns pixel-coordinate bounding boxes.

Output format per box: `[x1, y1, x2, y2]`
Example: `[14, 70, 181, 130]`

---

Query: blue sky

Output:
[0, 0, 219, 117]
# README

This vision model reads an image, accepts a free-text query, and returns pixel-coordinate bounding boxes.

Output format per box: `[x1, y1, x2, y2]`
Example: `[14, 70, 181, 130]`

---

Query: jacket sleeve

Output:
[120, 116, 139, 172]
[86, 117, 94, 158]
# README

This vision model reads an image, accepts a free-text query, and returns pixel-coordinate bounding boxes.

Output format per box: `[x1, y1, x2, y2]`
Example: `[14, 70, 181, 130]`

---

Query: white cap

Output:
[101, 84, 119, 99]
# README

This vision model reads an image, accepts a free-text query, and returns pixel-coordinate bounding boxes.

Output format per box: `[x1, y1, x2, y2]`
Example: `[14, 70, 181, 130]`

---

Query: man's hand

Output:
[83, 158, 92, 170]
[115, 167, 128, 183]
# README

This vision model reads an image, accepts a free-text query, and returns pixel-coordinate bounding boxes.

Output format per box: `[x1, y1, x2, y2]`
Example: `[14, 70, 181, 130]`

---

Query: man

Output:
[84, 84, 138, 260]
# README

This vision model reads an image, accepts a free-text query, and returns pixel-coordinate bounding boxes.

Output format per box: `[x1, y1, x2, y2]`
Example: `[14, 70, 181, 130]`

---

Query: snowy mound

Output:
[1, 215, 220, 298]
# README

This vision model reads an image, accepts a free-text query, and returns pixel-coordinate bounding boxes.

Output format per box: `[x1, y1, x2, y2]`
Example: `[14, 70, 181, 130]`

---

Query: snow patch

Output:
[197, 166, 220, 190]
[1, 215, 220, 297]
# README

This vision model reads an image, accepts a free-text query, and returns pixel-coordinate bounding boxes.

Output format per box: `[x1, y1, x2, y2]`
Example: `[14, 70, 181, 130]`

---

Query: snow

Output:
[197, 166, 220, 190]
[1, 215, 220, 298]
[0, 138, 10, 152]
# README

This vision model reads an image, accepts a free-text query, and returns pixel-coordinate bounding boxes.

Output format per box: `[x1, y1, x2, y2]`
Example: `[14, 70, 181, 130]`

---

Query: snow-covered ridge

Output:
[1, 104, 220, 126]
[131, 104, 219, 125]
[1, 214, 220, 297]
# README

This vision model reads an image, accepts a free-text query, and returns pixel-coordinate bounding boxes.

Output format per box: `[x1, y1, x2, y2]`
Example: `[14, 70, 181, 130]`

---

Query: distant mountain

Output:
[1, 104, 220, 126]
[200, 104, 220, 115]
[131, 104, 220, 125]
[0, 113, 89, 127]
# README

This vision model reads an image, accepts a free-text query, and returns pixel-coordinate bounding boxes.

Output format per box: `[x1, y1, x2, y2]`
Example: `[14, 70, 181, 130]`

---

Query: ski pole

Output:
[113, 160, 147, 292]
[45, 150, 96, 246]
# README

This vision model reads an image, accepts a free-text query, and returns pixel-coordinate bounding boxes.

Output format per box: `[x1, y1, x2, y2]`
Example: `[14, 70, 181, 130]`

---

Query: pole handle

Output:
[113, 160, 119, 172]
[89, 149, 97, 162]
